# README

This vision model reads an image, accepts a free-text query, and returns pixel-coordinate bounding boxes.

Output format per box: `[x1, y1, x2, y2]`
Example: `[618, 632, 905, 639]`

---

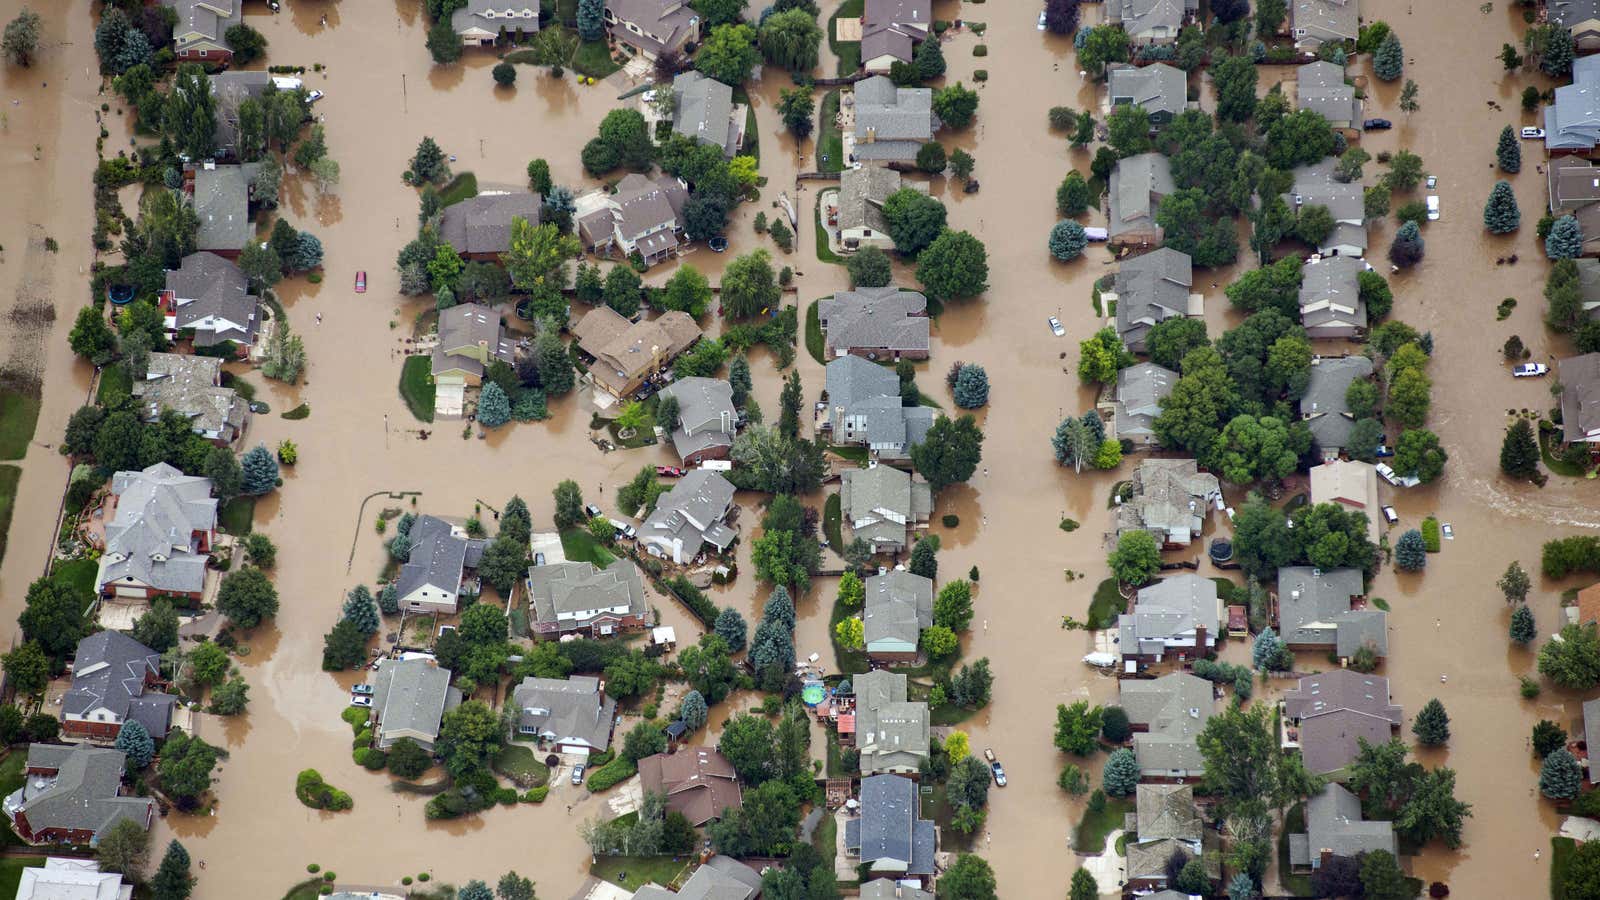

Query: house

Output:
[837, 166, 925, 252]
[852, 76, 938, 165]
[1106, 0, 1192, 44]
[1126, 837, 1220, 894]
[209, 71, 274, 158]
[1288, 161, 1367, 258]
[95, 462, 217, 602]
[526, 558, 652, 636]
[164, 0, 241, 63]
[1560, 352, 1600, 446]
[860, 880, 933, 900]
[632, 857, 761, 900]
[845, 774, 937, 884]
[639, 469, 739, 564]
[1105, 361, 1177, 447]
[1584, 698, 1600, 784]
[450, 1, 540, 46]
[1108, 247, 1197, 354]
[2, 744, 155, 846]
[576, 173, 689, 267]
[1551, 0, 1600, 52]
[431, 303, 516, 394]
[394, 515, 487, 616]
[1107, 63, 1188, 125]
[1577, 582, 1600, 627]
[670, 71, 746, 158]
[824, 355, 937, 460]
[188, 162, 259, 256]
[438, 192, 542, 260]
[370, 657, 462, 751]
[1288, 783, 1397, 872]
[1277, 566, 1386, 660]
[841, 464, 932, 554]
[510, 675, 617, 754]
[162, 252, 261, 352]
[1301, 356, 1375, 461]
[1116, 574, 1222, 667]
[817, 286, 931, 360]
[16, 858, 132, 900]
[1289, 0, 1359, 49]
[1114, 458, 1221, 548]
[863, 569, 933, 661]
[1282, 669, 1402, 774]
[62, 632, 176, 742]
[860, 0, 931, 72]
[135, 353, 248, 445]
[1296, 61, 1362, 129]
[1547, 158, 1600, 255]
[605, 0, 699, 60]
[1547, 56, 1600, 154]
[1298, 256, 1367, 339]
[637, 748, 743, 825]
[1580, 259, 1600, 321]
[1107, 152, 1175, 246]
[1309, 459, 1380, 544]
[1120, 672, 1215, 780]
[572, 306, 703, 400]
[1126, 783, 1202, 845]
[659, 377, 737, 464]
[853, 670, 929, 774]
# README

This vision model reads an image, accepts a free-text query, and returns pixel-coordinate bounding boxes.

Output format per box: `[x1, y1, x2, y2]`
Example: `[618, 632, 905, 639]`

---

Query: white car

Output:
[1425, 175, 1437, 189]
[1513, 363, 1549, 377]
[351, 684, 374, 696]
[1426, 196, 1440, 220]
[306, 90, 325, 103]
[349, 696, 373, 708]
[1048, 316, 1065, 336]
[1522, 127, 1546, 139]
[1038, 10, 1047, 29]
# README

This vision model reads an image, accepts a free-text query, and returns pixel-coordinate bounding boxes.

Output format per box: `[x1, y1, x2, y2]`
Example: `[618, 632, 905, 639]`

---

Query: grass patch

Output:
[52, 558, 100, 603]
[1277, 802, 1316, 897]
[824, 492, 843, 550]
[282, 403, 311, 420]
[930, 702, 980, 726]
[0, 752, 29, 847]
[1086, 578, 1126, 630]
[829, 444, 869, 462]
[1071, 795, 1133, 853]
[828, 0, 865, 76]
[830, 587, 869, 675]
[96, 365, 132, 408]
[585, 754, 637, 792]
[590, 856, 688, 891]
[806, 299, 828, 362]
[0, 465, 18, 569]
[1420, 516, 1441, 552]
[812, 804, 838, 871]
[814, 202, 844, 265]
[818, 91, 843, 175]
[0, 858, 46, 896]
[1541, 430, 1588, 477]
[438, 172, 479, 207]
[400, 355, 436, 423]
[0, 387, 41, 460]
[607, 395, 659, 449]
[281, 878, 326, 900]
[561, 528, 616, 567]
[1553, 835, 1577, 900]
[491, 744, 550, 787]
[920, 783, 976, 852]
[573, 40, 622, 78]
[218, 495, 256, 536]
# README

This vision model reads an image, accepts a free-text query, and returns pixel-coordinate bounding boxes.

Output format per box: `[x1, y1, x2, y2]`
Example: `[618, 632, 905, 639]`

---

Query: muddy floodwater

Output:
[1, 0, 1597, 896]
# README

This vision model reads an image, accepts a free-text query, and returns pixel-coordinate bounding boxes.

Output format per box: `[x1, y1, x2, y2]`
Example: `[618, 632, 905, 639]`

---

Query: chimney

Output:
[1193, 624, 1207, 653]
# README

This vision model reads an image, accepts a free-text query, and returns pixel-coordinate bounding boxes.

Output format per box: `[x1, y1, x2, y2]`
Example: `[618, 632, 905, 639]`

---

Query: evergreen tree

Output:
[1412, 698, 1450, 745]
[1511, 604, 1536, 645]
[150, 840, 193, 900]
[1544, 24, 1576, 77]
[1068, 869, 1098, 900]
[1484, 180, 1521, 234]
[1548, 214, 1584, 260]
[1227, 872, 1256, 900]
[378, 584, 399, 616]
[577, 0, 606, 40]
[534, 318, 574, 395]
[1102, 748, 1140, 796]
[476, 381, 511, 427]
[1373, 32, 1404, 81]
[1541, 748, 1583, 800]
[114, 720, 156, 769]
[343, 585, 380, 636]
[1500, 419, 1540, 480]
[1533, 720, 1568, 758]
[952, 364, 989, 409]
[680, 690, 709, 731]
[1395, 529, 1427, 571]
[1389, 220, 1424, 268]
[1049, 220, 1088, 261]
[1251, 627, 1284, 670]
[1497, 125, 1522, 173]
[909, 537, 938, 579]
[714, 607, 748, 652]
[915, 36, 946, 80]
[729, 354, 753, 406]
[240, 444, 279, 495]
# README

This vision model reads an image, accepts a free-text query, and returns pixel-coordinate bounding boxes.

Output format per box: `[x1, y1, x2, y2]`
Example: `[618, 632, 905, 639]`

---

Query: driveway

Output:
[530, 532, 568, 566]
[1078, 829, 1125, 895]
[606, 775, 643, 819]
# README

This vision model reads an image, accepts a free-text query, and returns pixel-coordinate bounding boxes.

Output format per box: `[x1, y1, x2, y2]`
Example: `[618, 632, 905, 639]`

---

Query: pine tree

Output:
[343, 585, 379, 636]
[1102, 747, 1140, 796]
[577, 0, 605, 40]
[1544, 25, 1576, 77]
[1227, 872, 1256, 900]
[1541, 748, 1583, 799]
[1251, 627, 1283, 670]
[1395, 529, 1427, 571]
[1533, 720, 1568, 758]
[713, 607, 748, 652]
[909, 537, 938, 579]
[680, 690, 708, 731]
[1500, 419, 1540, 480]
[1373, 32, 1404, 81]
[1412, 698, 1450, 745]
[1069, 869, 1098, 900]
[1547, 214, 1584, 260]
[240, 444, 280, 495]
[1510, 604, 1536, 645]
[150, 840, 193, 900]
[1389, 220, 1424, 267]
[729, 353, 753, 406]
[952, 364, 989, 409]
[1497, 125, 1522, 174]
[476, 381, 511, 427]
[378, 584, 399, 615]
[114, 720, 156, 768]
[1484, 180, 1521, 234]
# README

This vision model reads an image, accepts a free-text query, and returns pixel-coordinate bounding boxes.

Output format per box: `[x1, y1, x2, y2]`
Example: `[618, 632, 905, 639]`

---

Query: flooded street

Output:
[0, 0, 1597, 896]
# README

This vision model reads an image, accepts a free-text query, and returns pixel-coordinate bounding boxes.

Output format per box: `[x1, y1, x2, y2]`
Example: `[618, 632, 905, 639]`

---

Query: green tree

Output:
[1373, 31, 1404, 80]
[1386, 366, 1431, 429]
[1296, 204, 1335, 247]
[158, 732, 219, 809]
[1146, 318, 1210, 371]
[1549, 214, 1585, 260]
[932, 83, 979, 128]
[503, 218, 579, 293]
[758, 8, 822, 73]
[1106, 103, 1152, 157]
[1076, 327, 1133, 385]
[1154, 347, 1239, 456]
[114, 719, 156, 769]
[911, 414, 984, 492]
[846, 246, 893, 288]
[238, 240, 282, 292]
[1500, 560, 1532, 603]
[1484, 180, 1521, 233]
[133, 599, 180, 653]
[1057, 170, 1091, 218]
[909, 537, 938, 579]
[696, 23, 761, 84]
[933, 580, 974, 631]
[97, 818, 150, 881]
[1102, 747, 1140, 796]
[437, 699, 504, 777]
[1539, 622, 1600, 689]
[162, 64, 218, 161]
[1412, 698, 1450, 745]
[915, 141, 948, 174]
[1077, 24, 1130, 76]
[1155, 187, 1238, 267]
[3, 8, 42, 67]
[1211, 52, 1259, 122]
[882, 188, 947, 256]
[321, 619, 366, 671]
[721, 249, 780, 318]
[1225, 256, 1303, 316]
[937, 854, 997, 900]
[476, 381, 511, 427]
[1497, 124, 1522, 173]
[189, 642, 230, 686]
[776, 86, 814, 139]
[69, 306, 118, 365]
[1, 641, 47, 698]
[1108, 530, 1160, 586]
[1068, 868, 1098, 900]
[1049, 220, 1088, 261]
[1394, 429, 1447, 482]
[1054, 701, 1104, 755]
[426, 19, 464, 63]
[1500, 419, 1540, 481]
[1209, 415, 1304, 484]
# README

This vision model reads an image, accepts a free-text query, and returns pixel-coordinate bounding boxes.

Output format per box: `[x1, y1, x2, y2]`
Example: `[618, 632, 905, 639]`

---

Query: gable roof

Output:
[637, 748, 742, 825]
[640, 856, 760, 900]
[614, 173, 689, 243]
[1135, 783, 1202, 842]
[1107, 63, 1187, 120]
[672, 71, 742, 157]
[853, 77, 936, 162]
[837, 166, 918, 237]
[1296, 61, 1360, 125]
[860, 880, 933, 900]
[63, 632, 176, 738]
[863, 569, 934, 650]
[1547, 57, 1600, 152]
[640, 469, 738, 559]
[574, 306, 703, 395]
[511, 676, 616, 750]
[660, 377, 737, 460]
[96, 462, 216, 598]
[605, 0, 699, 56]
[1113, 246, 1191, 351]
[192, 164, 259, 252]
[373, 657, 460, 744]
[526, 558, 649, 629]
[1120, 672, 1215, 775]
[164, 0, 241, 52]
[1114, 362, 1178, 439]
[1561, 352, 1600, 443]
[817, 286, 930, 354]
[1290, 0, 1359, 45]
[1288, 161, 1367, 254]
[1108, 152, 1175, 239]
[826, 354, 902, 423]
[847, 774, 937, 874]
[1300, 355, 1374, 453]
[134, 353, 246, 443]
[1283, 670, 1402, 773]
[1114, 457, 1219, 545]
[395, 515, 482, 605]
[1277, 566, 1385, 657]
[451, 1, 540, 36]
[433, 303, 515, 379]
[438, 193, 542, 256]
[1117, 573, 1221, 655]
[1298, 256, 1367, 333]
[1289, 783, 1396, 867]
[841, 465, 933, 547]
[1549, 156, 1600, 216]
[165, 252, 260, 347]
[853, 669, 908, 708]
[1111, 0, 1186, 39]
[15, 744, 153, 839]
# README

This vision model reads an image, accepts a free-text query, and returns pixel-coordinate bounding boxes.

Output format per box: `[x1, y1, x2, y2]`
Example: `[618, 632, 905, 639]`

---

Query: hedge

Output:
[353, 748, 387, 771]
[1543, 535, 1600, 579]
[295, 769, 353, 811]
[522, 785, 550, 803]
[1420, 517, 1441, 552]
[585, 755, 638, 792]
[665, 576, 718, 625]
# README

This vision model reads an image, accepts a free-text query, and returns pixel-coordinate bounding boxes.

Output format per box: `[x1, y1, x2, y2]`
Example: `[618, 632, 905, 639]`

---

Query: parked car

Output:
[1426, 196, 1440, 221]
[1037, 9, 1047, 29]
[1373, 444, 1394, 458]
[354, 271, 367, 293]
[1363, 118, 1393, 130]
[1048, 316, 1065, 337]
[351, 684, 374, 696]
[533, 552, 546, 566]
[571, 762, 586, 785]
[585, 504, 603, 519]
[1513, 363, 1549, 377]
[991, 761, 1007, 787]
[656, 465, 686, 477]
[349, 696, 373, 708]
[307, 90, 325, 103]
[1381, 505, 1399, 525]
[1522, 126, 1546, 139]
[1426, 175, 1438, 189]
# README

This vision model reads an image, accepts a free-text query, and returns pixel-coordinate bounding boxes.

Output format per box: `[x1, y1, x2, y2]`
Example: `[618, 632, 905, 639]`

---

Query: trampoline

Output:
[801, 681, 825, 706]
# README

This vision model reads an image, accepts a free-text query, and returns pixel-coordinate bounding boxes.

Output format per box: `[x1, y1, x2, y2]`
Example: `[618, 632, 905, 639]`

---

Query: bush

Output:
[295, 769, 354, 811]
[584, 754, 638, 792]
[493, 62, 516, 86]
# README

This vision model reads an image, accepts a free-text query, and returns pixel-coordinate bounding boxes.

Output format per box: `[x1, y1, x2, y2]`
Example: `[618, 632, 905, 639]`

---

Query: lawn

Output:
[438, 171, 478, 207]
[829, 444, 868, 463]
[491, 743, 550, 787]
[96, 365, 132, 408]
[561, 528, 617, 567]
[0, 858, 45, 895]
[1541, 430, 1587, 477]
[0, 386, 41, 460]
[1276, 802, 1315, 897]
[827, 0, 864, 76]
[1553, 835, 1577, 900]
[281, 879, 325, 900]
[818, 91, 843, 175]
[573, 40, 622, 79]
[52, 558, 99, 603]
[814, 202, 843, 265]
[590, 855, 688, 891]
[0, 465, 18, 569]
[830, 589, 869, 675]
[607, 395, 659, 449]
[0, 752, 28, 847]
[1086, 578, 1126, 630]
[218, 495, 256, 536]
[805, 299, 828, 363]
[812, 806, 838, 871]
[1072, 795, 1133, 853]
[823, 492, 843, 550]
[399, 355, 436, 423]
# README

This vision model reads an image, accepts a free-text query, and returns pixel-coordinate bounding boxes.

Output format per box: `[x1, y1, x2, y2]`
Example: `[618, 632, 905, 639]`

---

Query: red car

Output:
[655, 465, 685, 477]
[355, 271, 367, 293]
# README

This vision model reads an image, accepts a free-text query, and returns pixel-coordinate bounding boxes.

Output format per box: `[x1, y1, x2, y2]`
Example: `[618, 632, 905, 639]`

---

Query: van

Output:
[1381, 505, 1399, 525]
[1426, 196, 1440, 221]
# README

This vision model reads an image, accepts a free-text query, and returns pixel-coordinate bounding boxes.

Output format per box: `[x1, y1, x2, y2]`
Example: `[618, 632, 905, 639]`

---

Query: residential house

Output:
[576, 173, 690, 266]
[1546, 157, 1600, 255]
[841, 464, 932, 554]
[135, 353, 248, 445]
[2, 744, 155, 846]
[1289, 0, 1358, 49]
[1309, 459, 1380, 544]
[1108, 247, 1197, 354]
[208, 71, 274, 158]
[670, 71, 746, 158]
[61, 632, 176, 742]
[817, 286, 931, 360]
[1104, 361, 1177, 447]
[1125, 783, 1203, 845]
[659, 377, 737, 464]
[860, 0, 931, 72]
[1551, 0, 1600, 52]
[637, 748, 743, 825]
[1277, 566, 1387, 661]
[526, 558, 652, 636]
[1296, 61, 1362, 129]
[852, 76, 938, 165]
[1576, 582, 1600, 627]
[450, 1, 540, 46]
[161, 252, 261, 352]
[1282, 669, 1403, 774]
[1116, 574, 1222, 667]
[845, 774, 937, 885]
[164, 0, 241, 63]
[572, 306, 703, 399]
[187, 162, 259, 256]
[1288, 783, 1397, 872]
[824, 355, 938, 461]
[431, 303, 516, 396]
[1127, 838, 1220, 894]
[837, 165, 925, 252]
[1298, 256, 1368, 339]
[860, 881, 933, 900]
[1301, 355, 1375, 461]
[605, 0, 699, 60]
[1559, 352, 1600, 446]
[1120, 672, 1215, 781]
[95, 462, 217, 602]
[1584, 698, 1600, 784]
[1113, 458, 1221, 548]
[394, 515, 488, 616]
[510, 675, 617, 754]
[1288, 161, 1367, 258]
[639, 469, 738, 564]
[1107, 152, 1175, 246]
[863, 569, 933, 662]
[370, 658, 461, 750]
[632, 857, 761, 900]
[1546, 56, 1600, 154]
[1107, 0, 1192, 44]
[16, 858, 132, 900]
[853, 670, 929, 774]
[1107, 63, 1189, 126]
[1581, 259, 1600, 321]
[438, 192, 542, 260]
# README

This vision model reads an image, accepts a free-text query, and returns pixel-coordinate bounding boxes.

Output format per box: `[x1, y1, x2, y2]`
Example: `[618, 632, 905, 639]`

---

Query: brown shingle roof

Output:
[637, 749, 743, 825]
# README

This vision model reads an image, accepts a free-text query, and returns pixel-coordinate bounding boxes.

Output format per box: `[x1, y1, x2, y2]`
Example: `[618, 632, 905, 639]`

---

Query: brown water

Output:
[0, 0, 1594, 895]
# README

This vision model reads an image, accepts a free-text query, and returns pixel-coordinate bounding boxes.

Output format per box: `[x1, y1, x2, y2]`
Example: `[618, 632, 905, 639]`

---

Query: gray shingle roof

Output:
[1107, 64, 1187, 121]
[165, 252, 260, 347]
[1290, 0, 1358, 45]
[1282, 670, 1402, 773]
[841, 465, 931, 549]
[1134, 783, 1202, 842]
[853, 77, 936, 162]
[63, 632, 176, 739]
[1300, 355, 1374, 453]
[605, 0, 698, 57]
[817, 287, 930, 355]
[1114, 362, 1177, 440]
[848, 774, 936, 875]
[640, 469, 737, 561]
[1121, 672, 1214, 776]
[853, 670, 907, 709]
[192, 164, 258, 252]
[1288, 161, 1367, 253]
[1290, 783, 1396, 867]
[1561, 352, 1600, 443]
[134, 353, 246, 444]
[1296, 61, 1361, 126]
[526, 558, 648, 632]
[857, 696, 929, 774]
[672, 71, 741, 158]
[1107, 153, 1175, 240]
[511, 676, 616, 751]
[395, 515, 478, 607]
[660, 856, 760, 900]
[439, 192, 542, 256]
[1552, 0, 1600, 28]
[96, 462, 217, 597]
[661, 377, 736, 461]
[1114, 457, 1219, 546]
[612, 173, 688, 248]
[860, 880, 933, 900]
[1277, 566, 1385, 657]
[13, 744, 153, 840]
[1110, 0, 1186, 40]
[1113, 246, 1191, 352]
[165, 0, 241, 53]
[1548, 157, 1600, 215]
[863, 570, 933, 651]
[1547, 58, 1600, 152]
[860, 0, 930, 66]
[433, 302, 515, 380]
[372, 657, 461, 748]
[1117, 573, 1220, 657]
[450, 0, 540, 36]
[837, 166, 915, 240]
[1298, 256, 1367, 335]
[826, 354, 900, 429]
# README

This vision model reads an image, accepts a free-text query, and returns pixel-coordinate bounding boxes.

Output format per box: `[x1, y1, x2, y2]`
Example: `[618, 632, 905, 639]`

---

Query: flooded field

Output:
[1, 0, 1598, 896]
